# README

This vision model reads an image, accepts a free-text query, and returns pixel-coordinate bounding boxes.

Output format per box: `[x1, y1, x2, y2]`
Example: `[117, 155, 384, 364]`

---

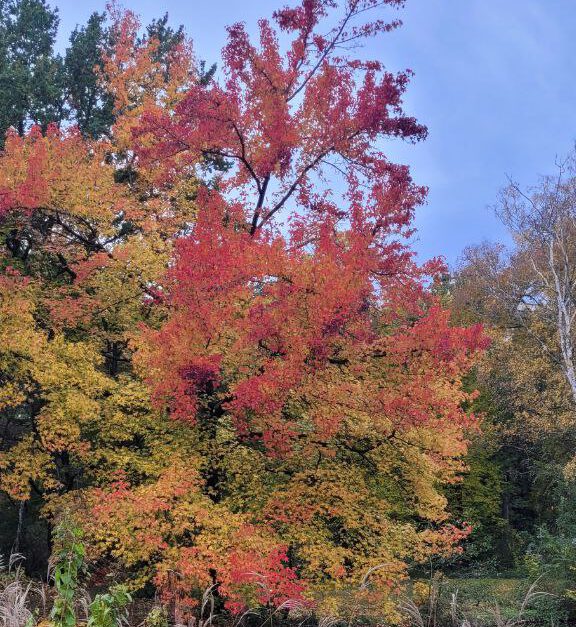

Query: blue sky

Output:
[52, 0, 576, 266]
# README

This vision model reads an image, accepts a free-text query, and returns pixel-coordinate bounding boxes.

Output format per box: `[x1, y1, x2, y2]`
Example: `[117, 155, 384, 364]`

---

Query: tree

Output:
[64, 10, 192, 139]
[497, 157, 576, 408]
[0, 11, 197, 564]
[0, 0, 486, 614]
[0, 0, 65, 138]
[0, 1, 192, 141]
[87, 0, 486, 611]
[450, 152, 576, 573]
[454, 152, 576, 442]
[64, 12, 114, 138]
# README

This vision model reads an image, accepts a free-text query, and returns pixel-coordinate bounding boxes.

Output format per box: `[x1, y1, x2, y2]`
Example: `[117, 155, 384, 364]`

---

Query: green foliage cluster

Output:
[50, 520, 86, 627]
[87, 587, 132, 627]
[0, 0, 190, 141]
[49, 519, 133, 627]
[413, 577, 571, 626]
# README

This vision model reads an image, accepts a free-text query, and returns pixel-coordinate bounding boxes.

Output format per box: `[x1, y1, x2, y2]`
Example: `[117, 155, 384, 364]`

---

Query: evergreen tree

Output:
[0, 0, 64, 138]
[64, 12, 113, 138]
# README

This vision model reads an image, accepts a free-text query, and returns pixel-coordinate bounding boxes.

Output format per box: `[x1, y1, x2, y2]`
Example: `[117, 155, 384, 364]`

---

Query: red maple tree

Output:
[88, 0, 486, 612]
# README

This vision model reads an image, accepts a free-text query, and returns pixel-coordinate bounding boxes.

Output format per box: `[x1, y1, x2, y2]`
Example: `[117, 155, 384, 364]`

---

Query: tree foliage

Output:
[0, 1, 191, 141]
[0, 0, 64, 137]
[451, 151, 576, 576]
[0, 0, 486, 614]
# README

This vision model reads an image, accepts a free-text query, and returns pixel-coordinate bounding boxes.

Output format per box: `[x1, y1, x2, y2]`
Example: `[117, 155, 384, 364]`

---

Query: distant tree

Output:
[451, 153, 576, 572]
[497, 157, 576, 408]
[0, 0, 65, 138]
[456, 152, 576, 416]
[141, 12, 184, 64]
[64, 12, 114, 138]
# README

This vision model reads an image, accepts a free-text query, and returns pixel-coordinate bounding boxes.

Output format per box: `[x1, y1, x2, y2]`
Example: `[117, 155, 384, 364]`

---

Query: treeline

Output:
[447, 159, 576, 583]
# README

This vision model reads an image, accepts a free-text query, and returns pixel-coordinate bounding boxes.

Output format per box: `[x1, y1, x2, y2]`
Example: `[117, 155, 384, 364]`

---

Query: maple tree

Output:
[0, 0, 487, 616]
[0, 9, 198, 558]
[95, 0, 486, 612]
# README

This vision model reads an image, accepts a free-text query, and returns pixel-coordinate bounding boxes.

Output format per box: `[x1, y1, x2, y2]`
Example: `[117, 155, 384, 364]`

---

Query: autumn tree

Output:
[82, 0, 486, 613]
[0, 9, 198, 564]
[0, 0, 486, 615]
[451, 151, 576, 572]
[455, 152, 576, 440]
[64, 10, 196, 139]
[497, 160, 576, 408]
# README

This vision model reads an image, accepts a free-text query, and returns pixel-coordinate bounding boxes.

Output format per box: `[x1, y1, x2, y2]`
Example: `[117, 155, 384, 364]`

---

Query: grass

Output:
[0, 551, 573, 627]
[0, 553, 47, 627]
[401, 575, 571, 627]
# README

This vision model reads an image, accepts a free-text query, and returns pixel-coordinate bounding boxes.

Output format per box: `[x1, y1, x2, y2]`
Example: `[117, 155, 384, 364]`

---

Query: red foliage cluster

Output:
[133, 0, 485, 456]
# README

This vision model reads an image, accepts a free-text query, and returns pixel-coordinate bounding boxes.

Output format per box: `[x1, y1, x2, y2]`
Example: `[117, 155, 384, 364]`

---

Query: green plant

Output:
[50, 520, 86, 627]
[144, 606, 168, 627]
[401, 577, 567, 627]
[87, 585, 132, 627]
